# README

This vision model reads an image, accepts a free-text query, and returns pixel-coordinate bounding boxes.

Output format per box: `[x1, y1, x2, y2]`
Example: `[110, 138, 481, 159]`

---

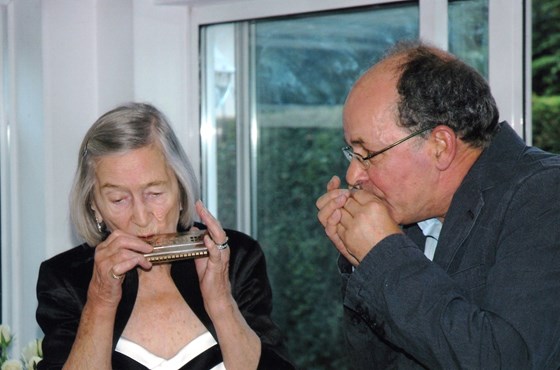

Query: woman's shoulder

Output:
[224, 228, 265, 257]
[224, 228, 258, 244]
[39, 243, 95, 277]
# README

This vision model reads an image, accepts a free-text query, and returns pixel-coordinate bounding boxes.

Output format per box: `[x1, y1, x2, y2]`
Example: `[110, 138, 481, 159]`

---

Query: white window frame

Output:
[0, 0, 16, 326]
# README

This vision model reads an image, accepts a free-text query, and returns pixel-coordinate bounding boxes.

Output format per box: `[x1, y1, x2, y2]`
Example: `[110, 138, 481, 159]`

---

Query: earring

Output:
[95, 218, 104, 233]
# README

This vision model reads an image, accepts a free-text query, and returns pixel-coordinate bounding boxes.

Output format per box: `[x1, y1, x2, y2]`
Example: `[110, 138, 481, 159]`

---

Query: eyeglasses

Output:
[342, 126, 434, 169]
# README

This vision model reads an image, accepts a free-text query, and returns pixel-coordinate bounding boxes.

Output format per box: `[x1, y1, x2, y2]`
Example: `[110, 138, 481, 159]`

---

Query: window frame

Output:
[183, 0, 528, 231]
[0, 0, 12, 324]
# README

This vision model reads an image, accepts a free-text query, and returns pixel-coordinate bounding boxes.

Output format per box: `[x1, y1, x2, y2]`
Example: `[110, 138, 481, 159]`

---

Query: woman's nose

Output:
[132, 200, 151, 227]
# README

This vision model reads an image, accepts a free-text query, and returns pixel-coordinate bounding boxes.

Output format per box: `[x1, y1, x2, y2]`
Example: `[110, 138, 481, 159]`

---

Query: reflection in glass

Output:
[449, 0, 489, 77]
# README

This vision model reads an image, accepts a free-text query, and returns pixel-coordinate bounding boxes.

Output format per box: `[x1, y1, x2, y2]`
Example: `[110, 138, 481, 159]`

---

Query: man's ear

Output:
[431, 125, 457, 171]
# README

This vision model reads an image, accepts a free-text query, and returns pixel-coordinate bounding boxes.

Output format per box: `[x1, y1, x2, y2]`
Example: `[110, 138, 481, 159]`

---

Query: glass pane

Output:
[531, 0, 560, 153]
[449, 0, 489, 77]
[203, 3, 419, 369]
[201, 24, 238, 229]
[254, 5, 418, 369]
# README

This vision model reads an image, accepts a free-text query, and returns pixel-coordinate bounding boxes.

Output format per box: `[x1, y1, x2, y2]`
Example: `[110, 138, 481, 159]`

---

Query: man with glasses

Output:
[316, 40, 560, 369]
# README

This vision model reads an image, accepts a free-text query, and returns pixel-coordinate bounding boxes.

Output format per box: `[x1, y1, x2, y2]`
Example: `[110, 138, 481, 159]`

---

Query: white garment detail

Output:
[115, 331, 225, 370]
[417, 218, 442, 261]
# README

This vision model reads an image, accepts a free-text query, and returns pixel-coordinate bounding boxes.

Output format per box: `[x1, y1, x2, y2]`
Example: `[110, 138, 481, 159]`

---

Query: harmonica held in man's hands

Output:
[143, 230, 208, 263]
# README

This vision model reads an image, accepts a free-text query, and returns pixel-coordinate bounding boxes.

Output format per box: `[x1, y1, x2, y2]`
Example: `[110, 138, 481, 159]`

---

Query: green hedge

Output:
[532, 94, 560, 153]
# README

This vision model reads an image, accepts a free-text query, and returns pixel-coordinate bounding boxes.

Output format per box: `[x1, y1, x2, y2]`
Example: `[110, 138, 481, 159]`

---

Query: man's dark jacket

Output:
[340, 122, 560, 369]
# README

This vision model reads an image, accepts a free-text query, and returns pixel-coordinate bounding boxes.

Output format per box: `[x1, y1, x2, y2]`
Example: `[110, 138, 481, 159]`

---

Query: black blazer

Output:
[36, 227, 294, 370]
[340, 122, 560, 369]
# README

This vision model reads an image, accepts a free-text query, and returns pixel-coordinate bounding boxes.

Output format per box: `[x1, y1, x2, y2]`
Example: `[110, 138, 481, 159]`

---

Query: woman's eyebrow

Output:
[99, 180, 168, 190]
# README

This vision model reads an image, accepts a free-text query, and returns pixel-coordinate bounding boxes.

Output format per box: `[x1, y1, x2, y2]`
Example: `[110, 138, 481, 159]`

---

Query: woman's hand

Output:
[193, 201, 261, 370]
[193, 200, 234, 316]
[88, 230, 153, 307]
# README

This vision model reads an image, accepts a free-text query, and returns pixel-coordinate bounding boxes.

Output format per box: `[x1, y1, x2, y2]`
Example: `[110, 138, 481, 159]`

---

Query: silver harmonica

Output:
[143, 230, 208, 263]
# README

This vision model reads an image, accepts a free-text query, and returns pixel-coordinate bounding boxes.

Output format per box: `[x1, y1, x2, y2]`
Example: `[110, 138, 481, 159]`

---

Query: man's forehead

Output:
[343, 114, 401, 148]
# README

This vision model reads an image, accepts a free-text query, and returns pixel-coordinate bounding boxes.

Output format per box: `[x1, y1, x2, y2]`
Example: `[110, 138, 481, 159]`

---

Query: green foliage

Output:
[532, 0, 560, 96]
[532, 0, 560, 151]
[256, 125, 349, 369]
[532, 95, 560, 153]
[215, 117, 238, 229]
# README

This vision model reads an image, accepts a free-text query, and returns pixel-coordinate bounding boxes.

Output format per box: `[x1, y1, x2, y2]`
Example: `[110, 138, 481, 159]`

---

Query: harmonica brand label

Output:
[143, 230, 208, 263]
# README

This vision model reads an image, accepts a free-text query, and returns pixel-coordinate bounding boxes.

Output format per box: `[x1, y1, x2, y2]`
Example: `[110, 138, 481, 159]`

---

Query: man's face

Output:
[342, 61, 438, 225]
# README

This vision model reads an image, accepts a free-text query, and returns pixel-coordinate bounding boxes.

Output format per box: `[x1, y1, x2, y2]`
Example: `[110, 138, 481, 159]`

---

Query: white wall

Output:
[2, 0, 192, 353]
[1, 0, 46, 352]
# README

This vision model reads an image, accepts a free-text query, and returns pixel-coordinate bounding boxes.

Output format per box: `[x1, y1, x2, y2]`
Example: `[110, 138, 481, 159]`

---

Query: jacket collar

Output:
[433, 122, 526, 270]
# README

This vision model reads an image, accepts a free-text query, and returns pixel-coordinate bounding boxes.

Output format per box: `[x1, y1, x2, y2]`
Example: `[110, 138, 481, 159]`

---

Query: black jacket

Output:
[341, 122, 560, 369]
[36, 227, 294, 370]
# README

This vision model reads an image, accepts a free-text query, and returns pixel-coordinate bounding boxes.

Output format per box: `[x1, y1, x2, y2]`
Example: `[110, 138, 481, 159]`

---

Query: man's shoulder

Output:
[475, 124, 560, 187]
[529, 148, 560, 168]
[513, 146, 560, 183]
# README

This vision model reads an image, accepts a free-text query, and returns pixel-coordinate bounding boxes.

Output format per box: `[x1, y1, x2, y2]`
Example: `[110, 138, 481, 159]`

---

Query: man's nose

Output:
[345, 159, 368, 189]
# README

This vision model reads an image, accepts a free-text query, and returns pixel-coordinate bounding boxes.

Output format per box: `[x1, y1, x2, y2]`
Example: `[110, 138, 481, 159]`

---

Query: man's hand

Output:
[338, 190, 402, 263]
[317, 176, 403, 266]
[316, 176, 359, 264]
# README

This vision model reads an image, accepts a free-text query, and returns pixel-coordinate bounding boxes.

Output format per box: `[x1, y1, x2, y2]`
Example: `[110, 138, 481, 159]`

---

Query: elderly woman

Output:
[36, 103, 294, 370]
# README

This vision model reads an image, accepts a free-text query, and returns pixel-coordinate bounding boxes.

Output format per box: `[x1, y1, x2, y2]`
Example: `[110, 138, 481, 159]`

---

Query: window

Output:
[201, 4, 419, 367]
[195, 0, 520, 367]
[449, 0, 488, 78]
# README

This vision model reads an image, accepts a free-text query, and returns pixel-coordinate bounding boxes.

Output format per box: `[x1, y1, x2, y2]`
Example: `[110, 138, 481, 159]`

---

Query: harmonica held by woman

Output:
[143, 229, 208, 263]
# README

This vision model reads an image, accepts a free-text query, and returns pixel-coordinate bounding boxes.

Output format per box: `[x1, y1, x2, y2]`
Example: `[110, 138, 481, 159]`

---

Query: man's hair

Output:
[70, 102, 199, 246]
[386, 40, 500, 148]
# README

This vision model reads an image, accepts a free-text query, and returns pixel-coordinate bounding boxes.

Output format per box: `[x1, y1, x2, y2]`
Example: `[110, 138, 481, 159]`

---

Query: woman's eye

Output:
[108, 195, 129, 205]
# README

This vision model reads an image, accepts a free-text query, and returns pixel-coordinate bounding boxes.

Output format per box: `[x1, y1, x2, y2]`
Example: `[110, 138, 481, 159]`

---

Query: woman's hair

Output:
[70, 102, 200, 246]
[385, 40, 500, 148]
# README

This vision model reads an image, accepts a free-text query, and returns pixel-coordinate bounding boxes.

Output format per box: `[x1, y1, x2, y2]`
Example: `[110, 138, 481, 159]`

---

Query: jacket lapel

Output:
[434, 182, 484, 273]
[432, 122, 524, 273]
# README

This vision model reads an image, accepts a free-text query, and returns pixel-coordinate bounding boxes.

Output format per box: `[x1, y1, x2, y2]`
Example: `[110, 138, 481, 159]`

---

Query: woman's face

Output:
[91, 144, 182, 237]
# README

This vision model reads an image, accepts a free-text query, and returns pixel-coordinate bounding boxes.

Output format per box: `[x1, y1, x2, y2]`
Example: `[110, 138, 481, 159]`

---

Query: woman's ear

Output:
[90, 203, 102, 223]
[431, 125, 457, 171]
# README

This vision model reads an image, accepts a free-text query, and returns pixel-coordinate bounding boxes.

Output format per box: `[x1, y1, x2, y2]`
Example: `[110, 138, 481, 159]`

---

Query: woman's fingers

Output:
[195, 200, 228, 244]
[94, 230, 154, 283]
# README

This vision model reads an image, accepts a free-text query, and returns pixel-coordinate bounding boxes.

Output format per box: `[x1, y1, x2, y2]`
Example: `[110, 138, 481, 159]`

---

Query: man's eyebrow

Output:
[348, 138, 368, 148]
[350, 138, 366, 145]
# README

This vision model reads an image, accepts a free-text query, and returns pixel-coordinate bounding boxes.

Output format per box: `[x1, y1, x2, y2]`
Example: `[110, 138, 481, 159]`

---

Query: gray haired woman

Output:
[36, 103, 294, 370]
